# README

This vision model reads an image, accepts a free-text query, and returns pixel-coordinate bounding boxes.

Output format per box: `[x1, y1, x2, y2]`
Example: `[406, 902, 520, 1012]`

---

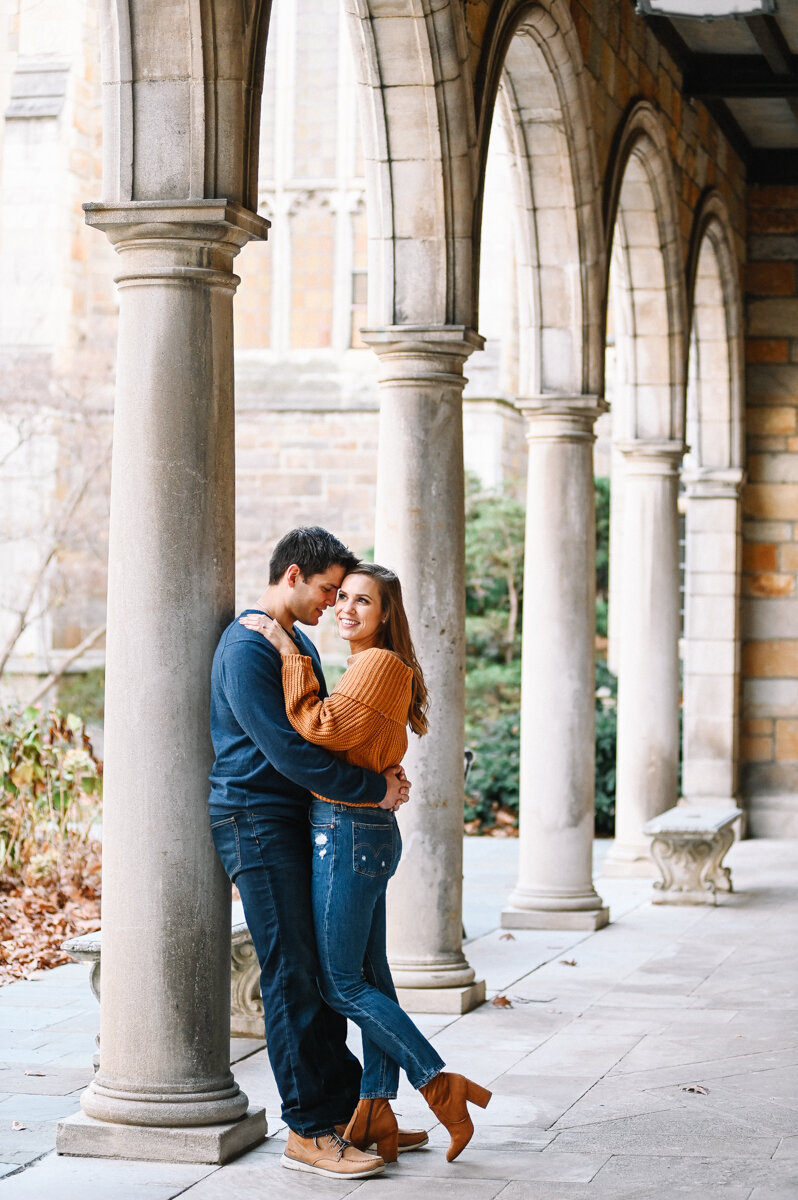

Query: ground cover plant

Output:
[0, 705, 102, 984]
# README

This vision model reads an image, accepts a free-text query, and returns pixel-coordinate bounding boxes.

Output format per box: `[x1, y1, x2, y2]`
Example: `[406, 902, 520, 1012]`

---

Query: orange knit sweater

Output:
[281, 646, 412, 806]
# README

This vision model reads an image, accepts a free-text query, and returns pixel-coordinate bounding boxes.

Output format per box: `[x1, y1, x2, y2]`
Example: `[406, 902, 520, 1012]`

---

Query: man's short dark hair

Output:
[269, 526, 359, 585]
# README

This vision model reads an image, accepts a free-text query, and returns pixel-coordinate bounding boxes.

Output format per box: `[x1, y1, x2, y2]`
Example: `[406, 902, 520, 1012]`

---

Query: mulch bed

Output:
[0, 842, 101, 986]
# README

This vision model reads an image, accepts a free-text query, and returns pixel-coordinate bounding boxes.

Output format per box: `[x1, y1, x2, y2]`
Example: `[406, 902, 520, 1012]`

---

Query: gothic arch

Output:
[97, 0, 271, 208]
[604, 100, 687, 442]
[474, 0, 604, 395]
[343, 1, 478, 326]
[685, 190, 745, 473]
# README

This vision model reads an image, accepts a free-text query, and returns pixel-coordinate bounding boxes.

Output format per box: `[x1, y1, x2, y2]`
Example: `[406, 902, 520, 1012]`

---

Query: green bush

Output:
[594, 658, 617, 837]
[464, 710, 520, 829]
[0, 706, 102, 883]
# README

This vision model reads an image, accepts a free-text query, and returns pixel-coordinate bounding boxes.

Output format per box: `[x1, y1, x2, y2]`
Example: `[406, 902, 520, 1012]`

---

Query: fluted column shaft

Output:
[72, 201, 268, 1148]
[363, 326, 485, 1014]
[605, 440, 684, 875]
[502, 397, 609, 931]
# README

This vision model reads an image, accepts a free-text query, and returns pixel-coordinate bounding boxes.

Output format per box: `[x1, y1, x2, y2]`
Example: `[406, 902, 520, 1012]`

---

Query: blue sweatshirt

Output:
[208, 610, 386, 817]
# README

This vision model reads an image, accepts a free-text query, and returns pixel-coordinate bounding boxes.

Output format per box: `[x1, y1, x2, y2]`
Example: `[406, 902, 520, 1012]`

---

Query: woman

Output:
[240, 563, 490, 1164]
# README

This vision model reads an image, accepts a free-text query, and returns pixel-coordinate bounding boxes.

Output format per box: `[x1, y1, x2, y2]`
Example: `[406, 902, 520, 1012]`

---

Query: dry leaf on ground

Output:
[491, 994, 513, 1008]
[680, 1083, 709, 1094]
[560, 959, 577, 967]
[499, 932, 515, 941]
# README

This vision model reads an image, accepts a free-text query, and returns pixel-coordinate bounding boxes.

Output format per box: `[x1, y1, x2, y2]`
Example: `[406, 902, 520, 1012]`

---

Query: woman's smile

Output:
[335, 573, 386, 652]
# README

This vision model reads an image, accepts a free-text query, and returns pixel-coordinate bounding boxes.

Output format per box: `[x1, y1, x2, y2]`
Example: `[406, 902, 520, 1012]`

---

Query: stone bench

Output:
[643, 806, 743, 905]
[62, 903, 264, 1040]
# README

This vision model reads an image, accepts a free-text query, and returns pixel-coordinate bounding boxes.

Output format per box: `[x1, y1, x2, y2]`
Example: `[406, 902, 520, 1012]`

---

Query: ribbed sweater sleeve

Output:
[282, 647, 411, 752]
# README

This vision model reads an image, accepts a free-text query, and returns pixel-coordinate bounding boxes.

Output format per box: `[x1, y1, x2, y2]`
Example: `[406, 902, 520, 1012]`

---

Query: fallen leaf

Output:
[560, 959, 577, 967]
[11, 1120, 26, 1131]
[24, 1070, 45, 1077]
[499, 932, 515, 941]
[680, 1083, 709, 1095]
[492, 994, 514, 1008]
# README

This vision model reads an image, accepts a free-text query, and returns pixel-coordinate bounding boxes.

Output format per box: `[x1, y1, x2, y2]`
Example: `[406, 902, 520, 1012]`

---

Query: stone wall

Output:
[741, 185, 798, 836]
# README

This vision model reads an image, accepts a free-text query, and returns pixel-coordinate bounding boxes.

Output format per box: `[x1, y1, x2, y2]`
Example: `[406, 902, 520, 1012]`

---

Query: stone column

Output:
[604, 440, 685, 876]
[56, 201, 268, 1164]
[681, 467, 744, 820]
[501, 396, 609, 931]
[363, 326, 485, 1015]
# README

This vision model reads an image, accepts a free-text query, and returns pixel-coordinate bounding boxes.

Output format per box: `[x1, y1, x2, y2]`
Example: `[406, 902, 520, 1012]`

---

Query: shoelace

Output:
[317, 1131, 350, 1160]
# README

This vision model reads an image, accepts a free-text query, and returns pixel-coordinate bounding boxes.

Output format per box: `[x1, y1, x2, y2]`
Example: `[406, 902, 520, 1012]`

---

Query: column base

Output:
[501, 906, 609, 931]
[396, 979, 486, 1014]
[601, 842, 656, 878]
[56, 1107, 267, 1165]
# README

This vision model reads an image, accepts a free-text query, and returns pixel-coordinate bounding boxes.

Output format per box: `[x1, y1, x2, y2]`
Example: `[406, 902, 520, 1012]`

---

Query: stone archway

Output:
[602, 101, 688, 876]
[682, 191, 746, 821]
[342, 1, 486, 1010]
[472, 2, 609, 930]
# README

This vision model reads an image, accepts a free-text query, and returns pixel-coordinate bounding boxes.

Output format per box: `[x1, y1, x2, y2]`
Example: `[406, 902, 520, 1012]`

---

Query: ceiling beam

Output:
[684, 54, 798, 99]
[745, 14, 792, 76]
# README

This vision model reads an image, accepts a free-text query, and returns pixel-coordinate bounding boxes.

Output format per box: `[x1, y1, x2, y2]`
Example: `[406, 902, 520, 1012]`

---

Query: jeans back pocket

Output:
[210, 815, 242, 881]
[352, 821, 395, 877]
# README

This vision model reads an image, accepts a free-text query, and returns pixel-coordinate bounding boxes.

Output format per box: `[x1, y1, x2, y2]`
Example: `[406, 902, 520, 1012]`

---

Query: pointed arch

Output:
[685, 190, 745, 473]
[344, 1, 478, 327]
[473, 0, 604, 395]
[97, 0, 271, 209]
[604, 100, 687, 441]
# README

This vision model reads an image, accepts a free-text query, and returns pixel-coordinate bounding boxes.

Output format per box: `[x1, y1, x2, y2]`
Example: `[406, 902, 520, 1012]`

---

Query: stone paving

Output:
[1, 838, 797, 1198]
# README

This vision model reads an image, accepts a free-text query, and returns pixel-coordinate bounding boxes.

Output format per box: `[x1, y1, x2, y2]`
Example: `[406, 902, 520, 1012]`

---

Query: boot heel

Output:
[465, 1080, 492, 1109]
[375, 1130, 399, 1163]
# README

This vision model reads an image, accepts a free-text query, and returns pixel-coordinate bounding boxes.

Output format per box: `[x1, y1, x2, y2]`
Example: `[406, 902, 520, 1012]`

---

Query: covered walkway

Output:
[1, 837, 796, 1199]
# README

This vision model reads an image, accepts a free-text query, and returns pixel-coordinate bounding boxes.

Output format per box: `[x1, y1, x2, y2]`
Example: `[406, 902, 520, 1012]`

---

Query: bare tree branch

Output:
[27, 623, 107, 706]
[0, 454, 107, 677]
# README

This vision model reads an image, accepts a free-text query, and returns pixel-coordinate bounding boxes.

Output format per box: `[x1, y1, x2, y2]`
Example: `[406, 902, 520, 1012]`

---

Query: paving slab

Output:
[549, 1108, 782, 1158]
[0, 1152, 215, 1198]
[0, 1064, 92, 1096]
[589, 1150, 798, 1192]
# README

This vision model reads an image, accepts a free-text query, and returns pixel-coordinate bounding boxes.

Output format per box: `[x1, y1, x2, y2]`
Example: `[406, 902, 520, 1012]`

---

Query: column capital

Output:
[84, 199, 270, 247]
[361, 325, 484, 360]
[616, 439, 686, 475]
[360, 326, 484, 391]
[682, 466, 745, 500]
[84, 200, 270, 289]
[515, 394, 608, 443]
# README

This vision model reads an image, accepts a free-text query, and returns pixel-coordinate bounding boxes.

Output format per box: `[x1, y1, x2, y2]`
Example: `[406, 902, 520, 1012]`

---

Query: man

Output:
[208, 527, 410, 1179]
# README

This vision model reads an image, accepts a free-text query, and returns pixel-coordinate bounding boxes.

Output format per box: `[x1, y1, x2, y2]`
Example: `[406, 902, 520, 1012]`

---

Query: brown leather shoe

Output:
[337, 1108, 429, 1160]
[419, 1072, 492, 1162]
[281, 1129, 385, 1178]
[396, 1125, 430, 1153]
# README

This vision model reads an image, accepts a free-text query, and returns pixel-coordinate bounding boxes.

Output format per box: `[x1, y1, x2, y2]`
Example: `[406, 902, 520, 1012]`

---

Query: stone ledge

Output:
[56, 1106, 267, 1165]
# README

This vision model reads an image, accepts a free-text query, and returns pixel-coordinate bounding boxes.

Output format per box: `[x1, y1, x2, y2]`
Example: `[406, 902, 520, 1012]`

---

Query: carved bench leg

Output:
[650, 834, 723, 904]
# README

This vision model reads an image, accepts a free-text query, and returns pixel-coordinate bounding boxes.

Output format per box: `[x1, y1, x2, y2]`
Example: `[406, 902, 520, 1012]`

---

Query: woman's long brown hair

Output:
[347, 562, 429, 736]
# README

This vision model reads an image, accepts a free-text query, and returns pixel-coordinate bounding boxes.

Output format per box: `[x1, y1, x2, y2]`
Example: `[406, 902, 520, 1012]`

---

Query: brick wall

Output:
[741, 185, 798, 835]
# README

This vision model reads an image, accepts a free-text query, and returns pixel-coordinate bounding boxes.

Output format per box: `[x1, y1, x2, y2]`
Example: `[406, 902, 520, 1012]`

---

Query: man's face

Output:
[290, 565, 346, 626]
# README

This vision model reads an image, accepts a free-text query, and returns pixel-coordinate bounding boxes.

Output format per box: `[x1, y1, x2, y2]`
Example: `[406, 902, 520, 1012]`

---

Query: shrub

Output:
[0, 706, 102, 883]
[594, 659, 617, 837]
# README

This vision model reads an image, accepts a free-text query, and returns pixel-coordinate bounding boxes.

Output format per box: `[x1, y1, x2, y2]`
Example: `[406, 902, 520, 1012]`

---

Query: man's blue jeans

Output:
[210, 809, 362, 1136]
[310, 801, 445, 1096]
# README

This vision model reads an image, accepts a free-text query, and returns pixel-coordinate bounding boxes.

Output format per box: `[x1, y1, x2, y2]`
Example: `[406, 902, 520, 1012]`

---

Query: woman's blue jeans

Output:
[310, 801, 445, 1097]
[210, 808, 362, 1136]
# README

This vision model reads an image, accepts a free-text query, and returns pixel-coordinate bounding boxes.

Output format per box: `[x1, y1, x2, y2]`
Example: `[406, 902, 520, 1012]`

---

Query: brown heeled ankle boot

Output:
[344, 1098, 399, 1163]
[419, 1072, 492, 1162]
